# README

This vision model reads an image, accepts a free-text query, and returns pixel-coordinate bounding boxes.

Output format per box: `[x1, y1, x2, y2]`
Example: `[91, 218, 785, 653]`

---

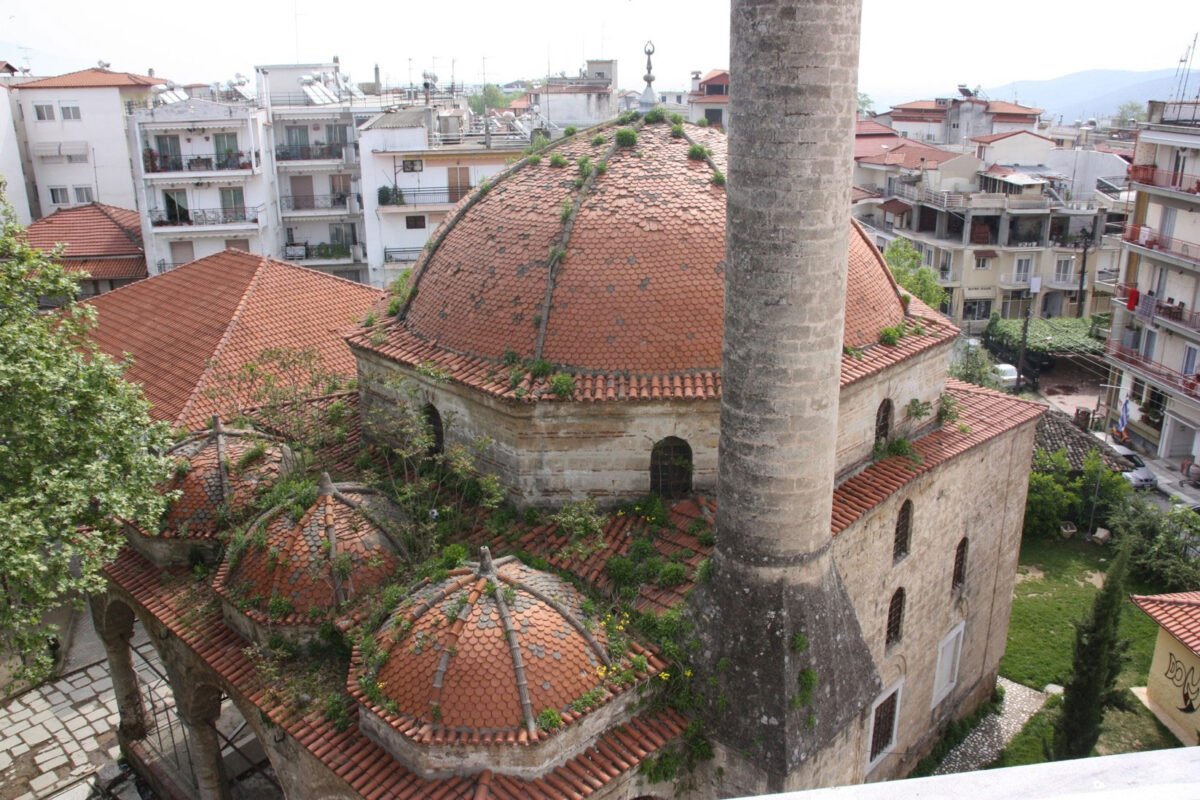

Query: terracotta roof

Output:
[855, 139, 960, 169]
[890, 100, 944, 111]
[831, 380, 1045, 535]
[856, 119, 898, 136]
[213, 478, 400, 629]
[971, 130, 1054, 144]
[0, 61, 18, 74]
[1132, 592, 1200, 657]
[1035, 408, 1131, 473]
[351, 123, 914, 401]
[61, 257, 147, 281]
[690, 95, 730, 105]
[985, 100, 1043, 116]
[24, 203, 142, 257]
[104, 546, 689, 798]
[852, 186, 881, 203]
[878, 198, 912, 215]
[87, 250, 381, 428]
[16, 67, 165, 89]
[359, 554, 663, 746]
[698, 69, 728, 84]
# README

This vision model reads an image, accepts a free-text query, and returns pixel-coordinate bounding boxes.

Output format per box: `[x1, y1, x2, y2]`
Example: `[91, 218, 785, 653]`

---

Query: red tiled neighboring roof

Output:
[852, 186, 881, 203]
[690, 95, 730, 105]
[856, 120, 898, 136]
[971, 130, 1054, 144]
[0, 61, 18, 74]
[104, 546, 689, 797]
[25, 203, 142, 257]
[831, 380, 1044, 535]
[856, 139, 960, 169]
[61, 257, 147, 281]
[986, 100, 1043, 116]
[699, 69, 728, 84]
[1132, 592, 1200, 657]
[87, 250, 381, 428]
[16, 67, 165, 89]
[891, 100, 944, 111]
[878, 198, 911, 215]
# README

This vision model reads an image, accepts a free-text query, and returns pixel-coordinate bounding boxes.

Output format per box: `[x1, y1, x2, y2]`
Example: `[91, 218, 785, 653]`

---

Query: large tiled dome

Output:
[356, 119, 906, 397]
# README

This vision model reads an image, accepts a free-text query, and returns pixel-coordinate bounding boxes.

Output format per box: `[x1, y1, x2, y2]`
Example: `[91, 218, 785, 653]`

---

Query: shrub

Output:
[695, 118, 709, 127]
[549, 373, 575, 398]
[563, 126, 577, 136]
[643, 107, 666, 124]
[905, 398, 932, 420]
[615, 128, 638, 147]
[549, 153, 568, 168]
[878, 325, 905, 346]
[529, 358, 554, 379]
[386, 296, 402, 316]
[710, 171, 725, 186]
[670, 124, 685, 138]
[560, 199, 573, 223]
[527, 153, 542, 165]
[669, 113, 684, 125]
[552, 497, 606, 539]
[591, 135, 606, 146]
[687, 144, 708, 161]
[658, 562, 687, 587]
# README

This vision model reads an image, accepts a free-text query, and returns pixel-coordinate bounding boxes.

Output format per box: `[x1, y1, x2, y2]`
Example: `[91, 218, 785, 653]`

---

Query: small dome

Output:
[214, 474, 402, 641]
[354, 549, 662, 766]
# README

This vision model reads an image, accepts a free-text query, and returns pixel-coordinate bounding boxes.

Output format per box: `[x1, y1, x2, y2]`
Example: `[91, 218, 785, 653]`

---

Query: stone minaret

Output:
[697, 0, 879, 791]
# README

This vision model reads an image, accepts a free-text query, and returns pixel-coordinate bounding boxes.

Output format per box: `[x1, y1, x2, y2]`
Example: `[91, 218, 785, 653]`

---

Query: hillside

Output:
[983, 68, 1182, 123]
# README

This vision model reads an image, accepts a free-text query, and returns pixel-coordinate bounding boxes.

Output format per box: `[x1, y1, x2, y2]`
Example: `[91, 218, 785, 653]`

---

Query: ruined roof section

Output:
[360, 555, 662, 745]
[1132, 592, 1200, 657]
[1035, 408, 1132, 473]
[87, 250, 380, 427]
[24, 203, 142, 257]
[831, 380, 1045, 535]
[17, 67, 165, 89]
[352, 123, 909, 401]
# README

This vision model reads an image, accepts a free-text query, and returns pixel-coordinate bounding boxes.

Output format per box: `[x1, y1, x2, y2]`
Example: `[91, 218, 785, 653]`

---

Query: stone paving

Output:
[934, 677, 1049, 774]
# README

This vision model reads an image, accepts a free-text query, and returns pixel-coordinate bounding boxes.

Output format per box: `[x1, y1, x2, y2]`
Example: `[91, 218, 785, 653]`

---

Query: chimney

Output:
[696, 0, 879, 790]
[374, 63, 381, 91]
[691, 70, 701, 92]
[147, 68, 155, 78]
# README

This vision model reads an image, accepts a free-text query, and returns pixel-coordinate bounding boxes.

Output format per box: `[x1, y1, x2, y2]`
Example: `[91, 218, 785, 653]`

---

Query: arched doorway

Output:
[650, 437, 692, 498]
[422, 403, 444, 455]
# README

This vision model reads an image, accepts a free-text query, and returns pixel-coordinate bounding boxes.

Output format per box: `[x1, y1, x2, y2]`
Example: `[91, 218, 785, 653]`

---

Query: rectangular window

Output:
[34, 104, 54, 121]
[406, 215, 426, 230]
[1131, 378, 1146, 402]
[1184, 345, 1198, 377]
[60, 104, 81, 120]
[932, 624, 964, 706]
[66, 152, 88, 163]
[1015, 257, 1032, 278]
[402, 159, 423, 172]
[868, 684, 901, 766]
[330, 223, 356, 246]
[73, 186, 93, 203]
[330, 174, 352, 196]
[1055, 257, 1073, 283]
[326, 124, 349, 145]
[219, 187, 245, 221]
[975, 257, 990, 270]
[162, 189, 188, 223]
[962, 299, 992, 320]
[49, 187, 69, 204]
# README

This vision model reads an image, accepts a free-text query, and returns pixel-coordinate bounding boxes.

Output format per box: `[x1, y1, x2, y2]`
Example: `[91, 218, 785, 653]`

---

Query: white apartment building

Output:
[1104, 100, 1200, 459]
[526, 60, 617, 129]
[13, 68, 164, 214]
[874, 87, 1042, 147]
[358, 105, 530, 287]
[128, 98, 279, 274]
[0, 82, 33, 223]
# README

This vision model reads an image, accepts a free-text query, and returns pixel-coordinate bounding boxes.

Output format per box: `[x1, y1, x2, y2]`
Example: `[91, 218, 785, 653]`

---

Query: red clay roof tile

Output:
[17, 67, 165, 89]
[1132, 592, 1200, 657]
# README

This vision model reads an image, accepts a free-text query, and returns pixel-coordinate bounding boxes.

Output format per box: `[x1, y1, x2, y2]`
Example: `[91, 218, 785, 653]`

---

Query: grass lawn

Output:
[994, 534, 1180, 764]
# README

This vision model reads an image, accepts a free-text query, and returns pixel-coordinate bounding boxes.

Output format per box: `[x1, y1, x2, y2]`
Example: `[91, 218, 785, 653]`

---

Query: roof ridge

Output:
[91, 203, 144, 251]
[176, 256, 269, 425]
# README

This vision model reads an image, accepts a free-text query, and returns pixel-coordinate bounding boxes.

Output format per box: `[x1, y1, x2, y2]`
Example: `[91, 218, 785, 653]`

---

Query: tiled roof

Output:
[878, 198, 912, 216]
[104, 547, 689, 798]
[87, 250, 381, 428]
[971, 130, 1054, 144]
[852, 186, 881, 203]
[690, 95, 730, 104]
[213, 478, 400, 628]
[831, 380, 1045, 535]
[887, 100, 947, 114]
[351, 123, 914, 401]
[61, 257, 147, 281]
[698, 69, 728, 84]
[1132, 592, 1200, 657]
[986, 101, 1043, 116]
[24, 203, 142, 257]
[360, 554, 664, 745]
[1035, 408, 1131, 473]
[855, 139, 960, 169]
[16, 67, 165, 89]
[855, 119, 898, 136]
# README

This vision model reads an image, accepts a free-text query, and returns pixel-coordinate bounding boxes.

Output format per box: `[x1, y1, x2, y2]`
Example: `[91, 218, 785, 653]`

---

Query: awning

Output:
[60, 141, 89, 157]
[33, 141, 89, 157]
[879, 199, 911, 215]
[975, 250, 999, 258]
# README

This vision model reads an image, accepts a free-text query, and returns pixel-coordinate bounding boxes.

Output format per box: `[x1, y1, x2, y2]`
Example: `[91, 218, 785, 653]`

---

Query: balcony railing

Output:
[384, 247, 423, 263]
[999, 271, 1032, 287]
[1046, 272, 1077, 289]
[1128, 164, 1200, 195]
[378, 186, 470, 206]
[937, 269, 959, 284]
[149, 205, 263, 227]
[1107, 340, 1200, 400]
[1123, 224, 1200, 267]
[275, 143, 345, 161]
[155, 259, 190, 272]
[283, 242, 354, 261]
[143, 150, 254, 173]
[1112, 283, 1199, 332]
[280, 194, 349, 211]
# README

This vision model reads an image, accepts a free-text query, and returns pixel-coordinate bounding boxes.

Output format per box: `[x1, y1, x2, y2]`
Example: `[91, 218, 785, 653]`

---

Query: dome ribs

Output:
[492, 577, 538, 738]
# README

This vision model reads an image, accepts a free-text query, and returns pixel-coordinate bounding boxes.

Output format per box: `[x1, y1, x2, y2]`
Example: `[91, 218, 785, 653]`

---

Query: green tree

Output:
[0, 185, 173, 688]
[1052, 544, 1131, 760]
[858, 92, 874, 115]
[882, 238, 946, 310]
[468, 84, 521, 115]
[1024, 449, 1080, 538]
[1076, 449, 1130, 533]
[1114, 100, 1147, 125]
[1109, 497, 1200, 591]
[948, 342, 1001, 389]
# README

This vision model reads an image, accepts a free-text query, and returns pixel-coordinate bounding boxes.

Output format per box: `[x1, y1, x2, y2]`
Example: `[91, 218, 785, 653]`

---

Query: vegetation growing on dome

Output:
[550, 153, 568, 168]
[643, 107, 666, 124]
[615, 128, 638, 147]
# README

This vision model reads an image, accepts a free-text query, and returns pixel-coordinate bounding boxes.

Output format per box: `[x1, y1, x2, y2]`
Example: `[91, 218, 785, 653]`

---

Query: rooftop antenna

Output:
[293, 0, 300, 62]
[97, 60, 111, 70]
[1170, 34, 1195, 103]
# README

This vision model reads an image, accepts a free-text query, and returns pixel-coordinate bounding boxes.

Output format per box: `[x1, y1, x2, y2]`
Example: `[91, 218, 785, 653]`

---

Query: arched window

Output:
[886, 588, 905, 646]
[952, 537, 968, 592]
[875, 399, 893, 443]
[893, 500, 912, 562]
[422, 403, 444, 455]
[650, 437, 692, 498]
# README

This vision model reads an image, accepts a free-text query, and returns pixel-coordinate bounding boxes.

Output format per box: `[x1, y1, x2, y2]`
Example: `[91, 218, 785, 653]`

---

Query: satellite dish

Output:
[97, 60, 111, 70]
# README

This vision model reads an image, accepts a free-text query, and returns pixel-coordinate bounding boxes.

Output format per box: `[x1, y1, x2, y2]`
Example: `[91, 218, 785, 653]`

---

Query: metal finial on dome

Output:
[318, 471, 336, 496]
[639, 40, 658, 113]
[479, 545, 494, 574]
[643, 41, 655, 85]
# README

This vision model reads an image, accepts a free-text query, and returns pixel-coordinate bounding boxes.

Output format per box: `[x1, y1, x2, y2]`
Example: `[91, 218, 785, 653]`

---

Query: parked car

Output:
[992, 363, 1019, 390]
[1110, 444, 1158, 489]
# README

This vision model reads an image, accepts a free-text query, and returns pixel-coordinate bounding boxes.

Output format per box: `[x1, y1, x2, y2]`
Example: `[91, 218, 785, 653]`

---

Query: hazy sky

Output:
[1, 0, 1196, 109]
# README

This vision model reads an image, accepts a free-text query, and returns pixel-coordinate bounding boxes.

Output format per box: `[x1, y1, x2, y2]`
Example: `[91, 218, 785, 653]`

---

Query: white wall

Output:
[0, 87, 32, 223]
[981, 134, 1054, 167]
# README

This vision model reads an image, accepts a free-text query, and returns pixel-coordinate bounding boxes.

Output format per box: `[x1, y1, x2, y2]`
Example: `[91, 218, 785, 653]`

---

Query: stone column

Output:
[698, 0, 881, 791]
[172, 678, 231, 800]
[89, 595, 147, 740]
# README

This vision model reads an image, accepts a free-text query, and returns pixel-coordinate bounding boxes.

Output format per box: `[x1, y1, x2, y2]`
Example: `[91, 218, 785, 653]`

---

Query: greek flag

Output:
[1118, 396, 1130, 432]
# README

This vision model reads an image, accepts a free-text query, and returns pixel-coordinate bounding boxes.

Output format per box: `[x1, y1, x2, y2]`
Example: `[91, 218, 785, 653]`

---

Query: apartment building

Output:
[1104, 100, 1200, 459]
[358, 105, 530, 287]
[874, 86, 1041, 146]
[128, 98, 278, 273]
[853, 125, 1117, 332]
[526, 59, 618, 128]
[687, 69, 729, 128]
[13, 68, 164, 213]
[0, 81, 34, 222]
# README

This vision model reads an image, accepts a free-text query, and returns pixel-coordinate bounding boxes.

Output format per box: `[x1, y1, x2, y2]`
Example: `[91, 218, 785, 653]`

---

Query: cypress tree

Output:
[1052, 545, 1131, 759]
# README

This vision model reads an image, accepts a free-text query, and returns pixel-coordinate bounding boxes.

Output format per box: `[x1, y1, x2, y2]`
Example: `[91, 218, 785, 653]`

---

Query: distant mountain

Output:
[982, 69, 1184, 124]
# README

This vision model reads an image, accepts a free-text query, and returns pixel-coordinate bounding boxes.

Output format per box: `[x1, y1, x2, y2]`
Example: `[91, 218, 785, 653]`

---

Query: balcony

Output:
[1111, 283, 1199, 334]
[280, 194, 350, 213]
[999, 271, 1033, 288]
[154, 259, 191, 272]
[1106, 340, 1200, 402]
[282, 242, 358, 262]
[936, 268, 959, 285]
[149, 205, 263, 227]
[275, 143, 344, 161]
[384, 247, 424, 263]
[1123, 224, 1200, 268]
[143, 150, 254, 174]
[1128, 165, 1200, 196]
[1046, 271, 1078, 290]
[377, 186, 469, 208]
